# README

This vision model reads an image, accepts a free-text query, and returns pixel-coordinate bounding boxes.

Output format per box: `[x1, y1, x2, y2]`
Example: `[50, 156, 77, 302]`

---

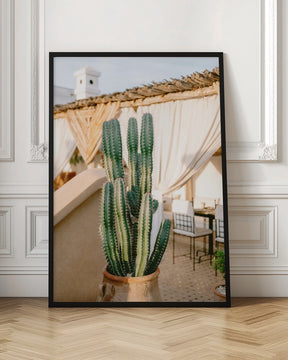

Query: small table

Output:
[194, 208, 215, 261]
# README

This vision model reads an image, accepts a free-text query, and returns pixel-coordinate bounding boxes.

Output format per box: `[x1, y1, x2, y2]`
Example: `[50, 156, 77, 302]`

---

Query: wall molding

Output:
[30, 143, 48, 162]
[231, 266, 288, 275]
[26, 0, 277, 163]
[28, 0, 47, 162]
[0, 207, 12, 256]
[228, 186, 288, 275]
[0, 183, 48, 198]
[228, 183, 288, 197]
[229, 205, 277, 258]
[0, 0, 14, 161]
[0, 266, 48, 275]
[25, 206, 48, 258]
[227, 0, 277, 162]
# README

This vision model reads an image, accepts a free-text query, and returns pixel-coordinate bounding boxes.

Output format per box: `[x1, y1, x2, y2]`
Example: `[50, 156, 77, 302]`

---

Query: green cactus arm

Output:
[144, 219, 171, 275]
[99, 225, 113, 271]
[113, 178, 132, 274]
[126, 189, 139, 268]
[130, 221, 138, 269]
[152, 199, 159, 214]
[137, 153, 142, 177]
[140, 113, 154, 154]
[102, 121, 113, 182]
[110, 119, 124, 180]
[100, 225, 121, 276]
[101, 182, 125, 276]
[134, 193, 153, 277]
[140, 113, 153, 196]
[102, 119, 124, 182]
[137, 153, 142, 197]
[127, 118, 139, 192]
[127, 190, 139, 218]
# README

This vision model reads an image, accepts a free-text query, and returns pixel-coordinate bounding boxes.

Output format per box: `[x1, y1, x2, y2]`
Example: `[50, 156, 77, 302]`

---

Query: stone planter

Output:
[213, 284, 226, 299]
[99, 267, 162, 302]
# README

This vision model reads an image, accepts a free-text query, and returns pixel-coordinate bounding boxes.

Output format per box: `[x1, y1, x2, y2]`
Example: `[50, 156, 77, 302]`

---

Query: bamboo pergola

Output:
[54, 68, 221, 165]
[54, 68, 220, 118]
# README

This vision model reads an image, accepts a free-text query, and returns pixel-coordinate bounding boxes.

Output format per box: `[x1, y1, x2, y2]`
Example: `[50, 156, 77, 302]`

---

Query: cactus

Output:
[100, 182, 125, 277]
[127, 117, 139, 192]
[102, 119, 124, 182]
[100, 113, 171, 277]
[140, 113, 153, 197]
[144, 219, 171, 275]
[134, 193, 153, 277]
[113, 178, 132, 274]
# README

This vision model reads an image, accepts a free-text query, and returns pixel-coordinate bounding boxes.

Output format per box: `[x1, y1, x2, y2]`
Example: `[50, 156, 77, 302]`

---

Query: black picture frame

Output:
[49, 52, 231, 308]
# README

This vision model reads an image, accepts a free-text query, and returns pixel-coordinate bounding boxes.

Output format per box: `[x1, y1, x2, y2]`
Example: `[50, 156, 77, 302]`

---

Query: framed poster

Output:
[49, 52, 231, 307]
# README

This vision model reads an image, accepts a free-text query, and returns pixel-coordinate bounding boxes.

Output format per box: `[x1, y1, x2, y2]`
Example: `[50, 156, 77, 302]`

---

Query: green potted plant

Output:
[69, 148, 84, 166]
[212, 250, 226, 299]
[99, 113, 171, 302]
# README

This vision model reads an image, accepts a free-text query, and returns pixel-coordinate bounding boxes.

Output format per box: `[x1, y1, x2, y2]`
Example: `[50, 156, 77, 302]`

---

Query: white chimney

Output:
[73, 66, 101, 100]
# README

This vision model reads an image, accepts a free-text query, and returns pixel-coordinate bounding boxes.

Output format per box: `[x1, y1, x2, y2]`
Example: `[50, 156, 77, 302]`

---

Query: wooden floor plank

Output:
[0, 298, 288, 359]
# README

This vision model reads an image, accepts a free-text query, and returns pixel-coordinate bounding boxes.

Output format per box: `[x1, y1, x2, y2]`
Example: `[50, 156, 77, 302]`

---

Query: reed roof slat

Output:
[54, 67, 219, 114]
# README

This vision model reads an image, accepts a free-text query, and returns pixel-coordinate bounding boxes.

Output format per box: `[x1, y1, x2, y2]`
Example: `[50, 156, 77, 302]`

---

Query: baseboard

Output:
[0, 275, 48, 297]
[0, 274, 287, 298]
[231, 275, 288, 297]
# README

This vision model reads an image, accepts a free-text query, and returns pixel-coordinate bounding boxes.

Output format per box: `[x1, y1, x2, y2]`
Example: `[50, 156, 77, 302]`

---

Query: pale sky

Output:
[54, 56, 219, 95]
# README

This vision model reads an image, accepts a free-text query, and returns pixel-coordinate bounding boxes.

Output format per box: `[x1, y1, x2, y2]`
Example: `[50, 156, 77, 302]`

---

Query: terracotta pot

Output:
[213, 284, 226, 299]
[99, 267, 162, 302]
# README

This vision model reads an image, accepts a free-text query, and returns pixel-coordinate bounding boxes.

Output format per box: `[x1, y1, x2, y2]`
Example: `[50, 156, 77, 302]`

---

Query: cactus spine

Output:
[144, 219, 171, 275]
[127, 118, 139, 192]
[134, 193, 153, 277]
[140, 113, 153, 197]
[102, 119, 124, 182]
[113, 178, 132, 274]
[101, 113, 171, 277]
[101, 182, 125, 276]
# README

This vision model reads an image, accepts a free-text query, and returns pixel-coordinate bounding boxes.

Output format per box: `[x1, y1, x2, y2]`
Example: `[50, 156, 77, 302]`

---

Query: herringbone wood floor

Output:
[0, 298, 288, 359]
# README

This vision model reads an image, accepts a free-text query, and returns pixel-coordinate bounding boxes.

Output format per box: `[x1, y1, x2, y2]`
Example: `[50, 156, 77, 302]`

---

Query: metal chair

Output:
[172, 200, 213, 270]
[215, 204, 224, 249]
[214, 204, 224, 276]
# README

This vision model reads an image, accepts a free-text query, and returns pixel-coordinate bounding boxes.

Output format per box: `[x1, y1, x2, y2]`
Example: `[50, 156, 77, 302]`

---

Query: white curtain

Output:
[118, 94, 221, 250]
[54, 118, 76, 179]
[66, 102, 120, 166]
[119, 94, 220, 194]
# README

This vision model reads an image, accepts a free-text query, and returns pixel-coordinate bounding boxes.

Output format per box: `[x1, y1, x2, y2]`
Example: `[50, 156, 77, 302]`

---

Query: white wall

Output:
[0, 0, 48, 296]
[1, 0, 287, 296]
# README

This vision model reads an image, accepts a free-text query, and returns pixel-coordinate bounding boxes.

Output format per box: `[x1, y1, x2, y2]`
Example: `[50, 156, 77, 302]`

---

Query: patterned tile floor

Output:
[158, 234, 226, 303]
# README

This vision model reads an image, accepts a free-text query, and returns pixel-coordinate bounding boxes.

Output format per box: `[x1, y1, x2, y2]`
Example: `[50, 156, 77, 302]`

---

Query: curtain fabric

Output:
[66, 102, 120, 165]
[118, 94, 221, 249]
[119, 94, 221, 195]
[54, 118, 76, 179]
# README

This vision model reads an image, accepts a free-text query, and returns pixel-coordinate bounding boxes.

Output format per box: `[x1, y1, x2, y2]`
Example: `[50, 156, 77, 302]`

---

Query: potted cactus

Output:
[212, 250, 226, 299]
[99, 113, 171, 302]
